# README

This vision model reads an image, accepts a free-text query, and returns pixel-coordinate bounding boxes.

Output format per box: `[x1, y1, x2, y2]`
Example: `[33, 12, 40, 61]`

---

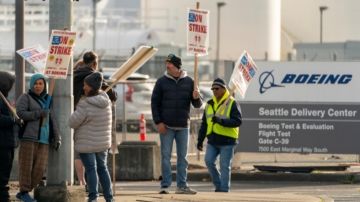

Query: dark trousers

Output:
[0, 147, 14, 202]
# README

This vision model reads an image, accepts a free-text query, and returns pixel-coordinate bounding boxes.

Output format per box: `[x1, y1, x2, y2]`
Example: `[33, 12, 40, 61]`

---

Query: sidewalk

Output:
[7, 156, 359, 201]
[8, 187, 329, 202]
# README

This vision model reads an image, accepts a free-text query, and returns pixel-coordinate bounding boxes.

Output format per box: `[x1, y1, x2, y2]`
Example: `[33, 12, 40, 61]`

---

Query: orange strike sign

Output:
[44, 30, 76, 79]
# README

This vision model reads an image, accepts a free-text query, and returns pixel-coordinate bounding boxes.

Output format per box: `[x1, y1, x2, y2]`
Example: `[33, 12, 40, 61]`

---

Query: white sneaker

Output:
[175, 187, 197, 194]
[159, 186, 169, 194]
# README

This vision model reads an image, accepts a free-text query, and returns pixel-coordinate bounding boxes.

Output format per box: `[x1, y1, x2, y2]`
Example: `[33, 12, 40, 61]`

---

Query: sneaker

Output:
[15, 191, 36, 202]
[20, 192, 37, 202]
[158, 186, 169, 194]
[105, 200, 115, 202]
[87, 200, 98, 202]
[15, 192, 21, 200]
[175, 187, 197, 194]
[215, 189, 229, 192]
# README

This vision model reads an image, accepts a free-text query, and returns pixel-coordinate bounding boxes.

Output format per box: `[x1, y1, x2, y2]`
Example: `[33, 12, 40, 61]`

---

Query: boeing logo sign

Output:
[259, 70, 284, 93]
[259, 70, 353, 94]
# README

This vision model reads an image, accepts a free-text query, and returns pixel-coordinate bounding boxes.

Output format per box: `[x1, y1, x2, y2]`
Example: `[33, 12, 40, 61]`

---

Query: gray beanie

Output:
[212, 78, 226, 88]
[0, 71, 16, 92]
[84, 72, 103, 91]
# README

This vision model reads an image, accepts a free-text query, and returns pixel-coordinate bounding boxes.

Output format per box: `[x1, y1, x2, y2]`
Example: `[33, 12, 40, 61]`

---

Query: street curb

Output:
[180, 171, 360, 182]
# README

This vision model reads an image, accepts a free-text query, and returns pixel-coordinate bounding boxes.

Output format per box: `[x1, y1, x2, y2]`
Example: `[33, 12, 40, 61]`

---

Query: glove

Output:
[13, 118, 23, 127]
[197, 141, 203, 151]
[212, 116, 223, 125]
[39, 109, 50, 118]
[52, 139, 61, 151]
[107, 91, 118, 102]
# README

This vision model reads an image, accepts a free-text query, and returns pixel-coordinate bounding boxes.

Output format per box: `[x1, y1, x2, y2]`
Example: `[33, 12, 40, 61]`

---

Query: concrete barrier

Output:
[34, 181, 85, 202]
[107, 141, 161, 180]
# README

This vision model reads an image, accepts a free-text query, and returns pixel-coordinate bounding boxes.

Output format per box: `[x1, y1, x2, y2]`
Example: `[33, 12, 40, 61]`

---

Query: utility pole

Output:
[47, 0, 73, 186]
[34, 0, 83, 201]
[15, 0, 24, 101]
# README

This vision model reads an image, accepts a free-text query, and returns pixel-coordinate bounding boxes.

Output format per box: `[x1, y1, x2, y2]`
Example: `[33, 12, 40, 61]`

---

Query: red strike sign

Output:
[44, 30, 77, 79]
[187, 8, 210, 56]
[188, 14, 207, 34]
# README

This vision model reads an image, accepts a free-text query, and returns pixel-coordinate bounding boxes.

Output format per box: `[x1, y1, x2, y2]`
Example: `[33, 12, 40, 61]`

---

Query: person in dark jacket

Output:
[73, 51, 118, 108]
[197, 78, 242, 193]
[73, 51, 118, 188]
[151, 54, 202, 195]
[16, 74, 61, 202]
[0, 71, 21, 202]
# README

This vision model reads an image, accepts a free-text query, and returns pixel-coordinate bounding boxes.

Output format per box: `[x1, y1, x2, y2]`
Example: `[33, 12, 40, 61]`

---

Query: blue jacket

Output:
[0, 90, 19, 148]
[151, 70, 202, 128]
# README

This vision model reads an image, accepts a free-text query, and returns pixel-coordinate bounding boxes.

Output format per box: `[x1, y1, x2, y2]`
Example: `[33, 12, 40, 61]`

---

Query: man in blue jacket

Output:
[151, 54, 202, 195]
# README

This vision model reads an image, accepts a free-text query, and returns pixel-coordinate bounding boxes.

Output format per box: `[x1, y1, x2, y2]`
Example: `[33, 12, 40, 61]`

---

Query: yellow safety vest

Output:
[205, 93, 238, 139]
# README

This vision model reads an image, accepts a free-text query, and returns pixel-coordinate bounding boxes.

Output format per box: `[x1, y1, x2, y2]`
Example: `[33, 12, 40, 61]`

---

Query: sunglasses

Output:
[211, 87, 221, 91]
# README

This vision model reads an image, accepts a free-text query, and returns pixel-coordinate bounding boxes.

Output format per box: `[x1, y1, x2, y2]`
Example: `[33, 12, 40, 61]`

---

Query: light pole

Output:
[93, 0, 97, 51]
[319, 6, 328, 43]
[216, 2, 226, 76]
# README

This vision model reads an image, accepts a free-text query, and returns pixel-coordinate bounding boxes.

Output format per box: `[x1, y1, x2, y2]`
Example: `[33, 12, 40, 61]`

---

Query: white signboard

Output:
[229, 51, 258, 99]
[16, 44, 47, 73]
[44, 30, 77, 79]
[236, 62, 360, 154]
[186, 8, 209, 56]
[239, 62, 360, 102]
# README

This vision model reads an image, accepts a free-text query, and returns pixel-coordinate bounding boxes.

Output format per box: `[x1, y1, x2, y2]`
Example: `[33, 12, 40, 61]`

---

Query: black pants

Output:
[0, 147, 14, 202]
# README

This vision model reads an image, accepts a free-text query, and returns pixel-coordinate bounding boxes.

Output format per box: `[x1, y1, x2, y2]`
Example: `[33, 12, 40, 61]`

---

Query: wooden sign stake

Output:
[193, 2, 200, 90]
[0, 92, 19, 119]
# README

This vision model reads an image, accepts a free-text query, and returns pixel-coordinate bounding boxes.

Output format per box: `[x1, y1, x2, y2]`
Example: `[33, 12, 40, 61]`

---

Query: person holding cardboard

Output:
[16, 74, 61, 202]
[151, 54, 202, 194]
[197, 78, 242, 193]
[0, 71, 21, 202]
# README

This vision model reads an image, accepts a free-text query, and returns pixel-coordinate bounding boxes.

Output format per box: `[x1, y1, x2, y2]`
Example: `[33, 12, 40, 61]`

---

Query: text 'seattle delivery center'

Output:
[237, 62, 360, 154]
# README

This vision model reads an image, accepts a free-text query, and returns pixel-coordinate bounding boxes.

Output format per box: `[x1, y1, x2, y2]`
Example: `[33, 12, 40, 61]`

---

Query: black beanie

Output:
[84, 72, 103, 91]
[212, 78, 226, 88]
[166, 54, 182, 69]
[0, 71, 16, 92]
